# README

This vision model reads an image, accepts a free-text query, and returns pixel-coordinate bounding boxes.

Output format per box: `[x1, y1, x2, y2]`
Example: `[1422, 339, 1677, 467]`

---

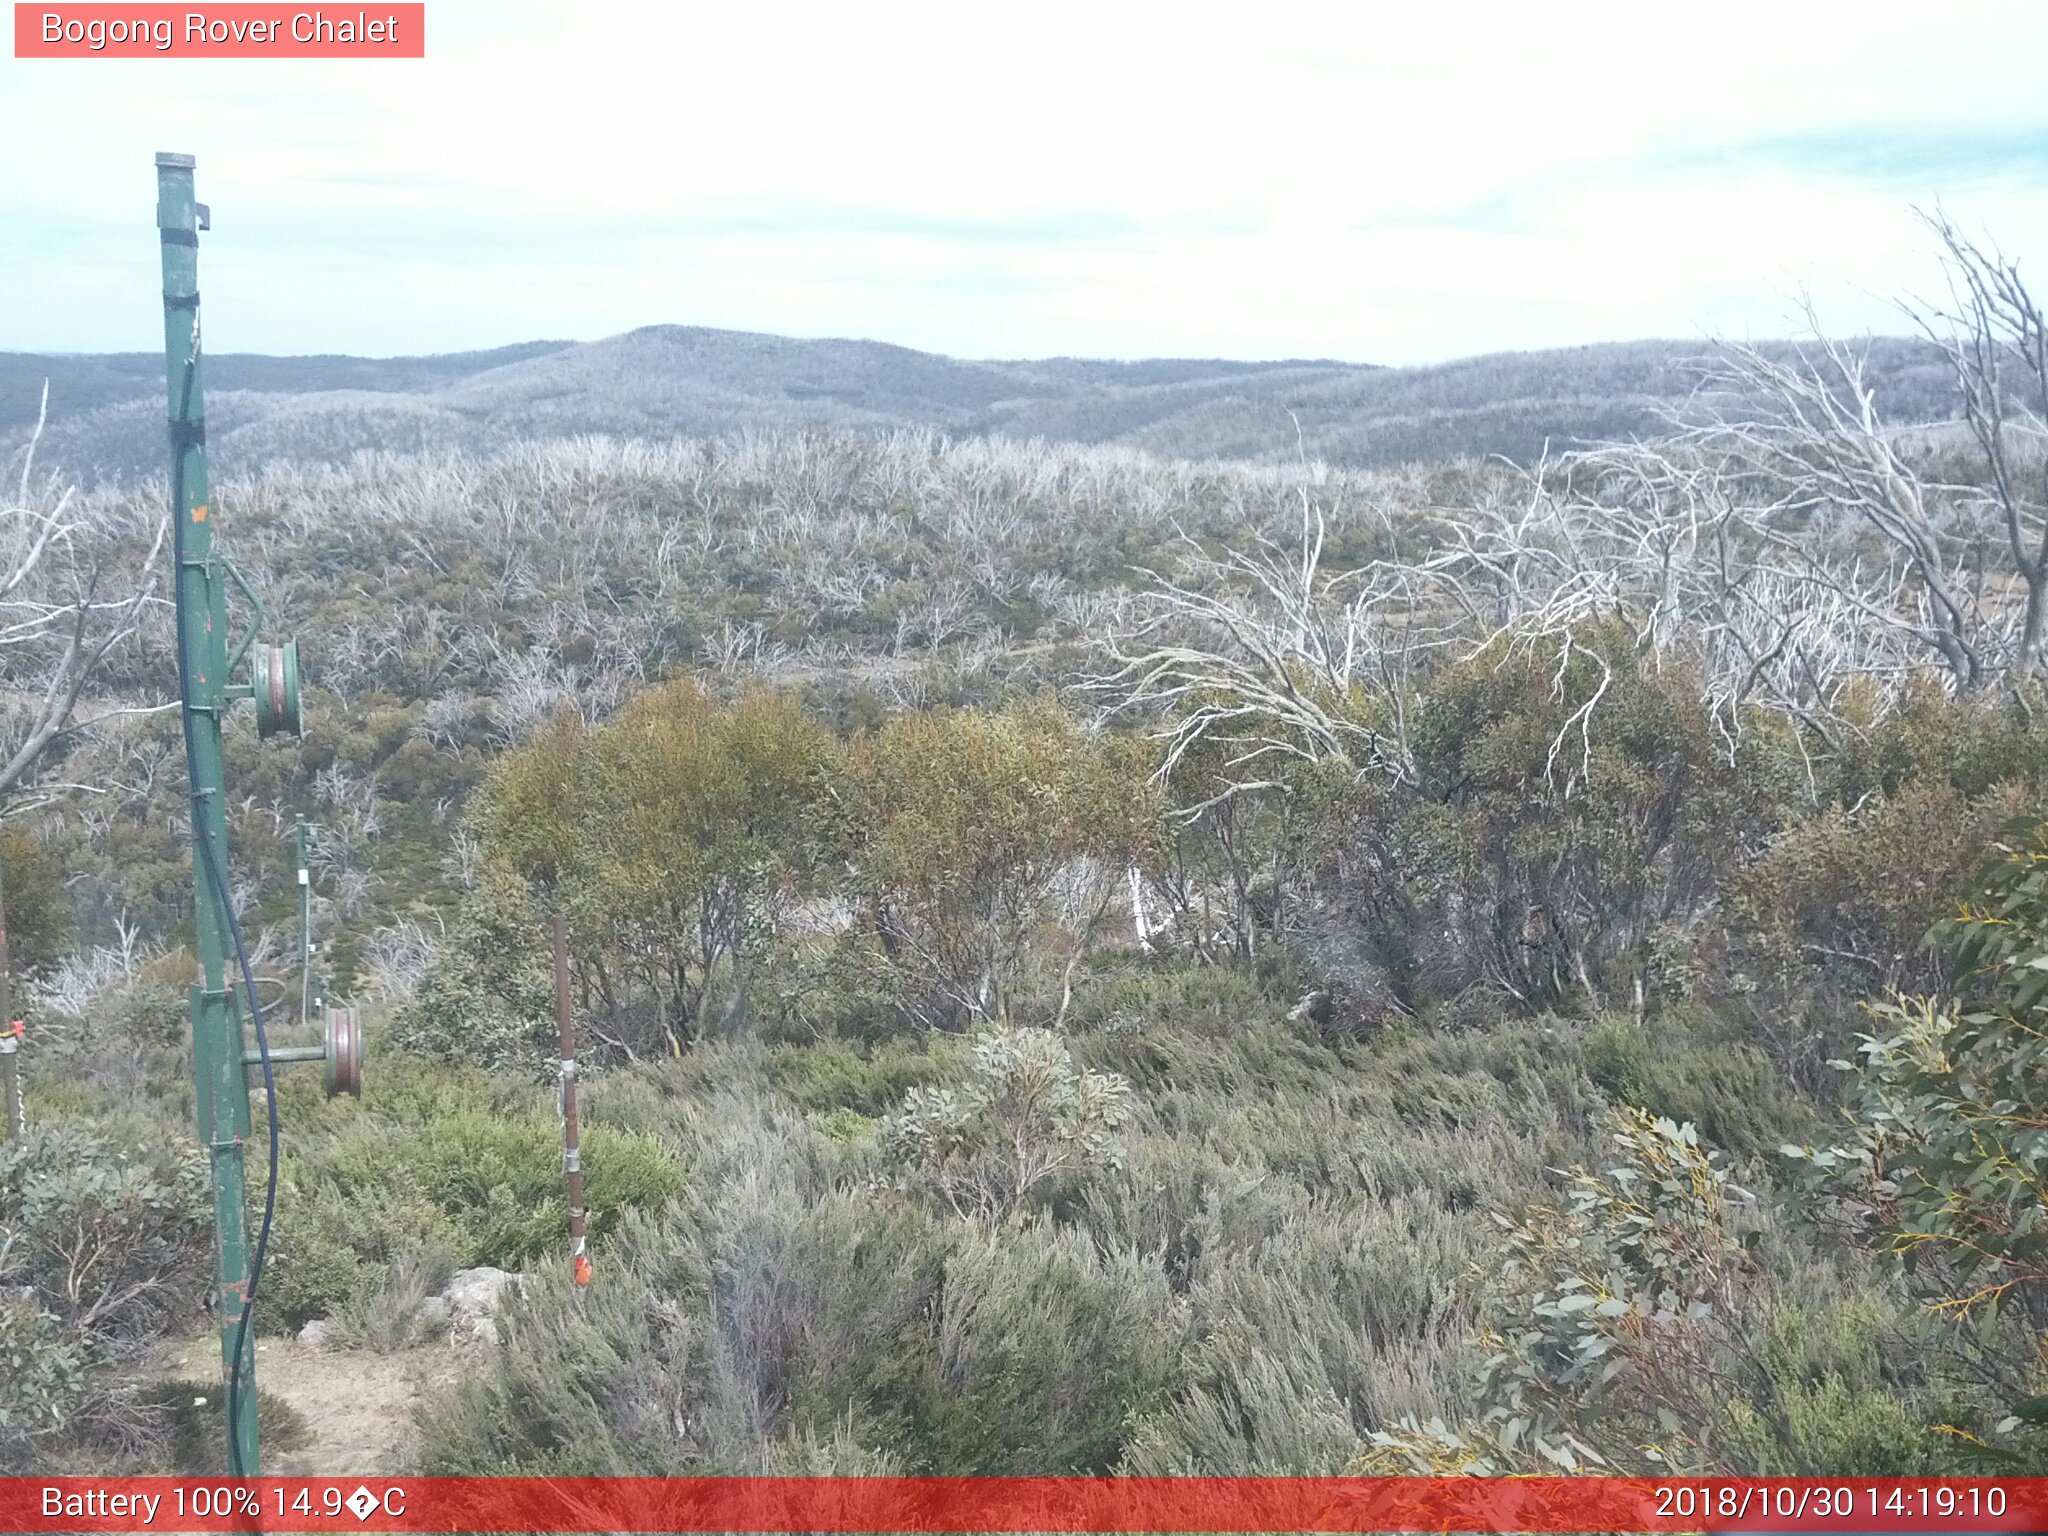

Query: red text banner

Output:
[14, 4, 424, 57]
[2, 1476, 2043, 1533]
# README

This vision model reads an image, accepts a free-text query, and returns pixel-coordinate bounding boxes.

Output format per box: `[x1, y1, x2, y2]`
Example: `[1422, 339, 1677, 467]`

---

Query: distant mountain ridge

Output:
[0, 325, 1960, 483]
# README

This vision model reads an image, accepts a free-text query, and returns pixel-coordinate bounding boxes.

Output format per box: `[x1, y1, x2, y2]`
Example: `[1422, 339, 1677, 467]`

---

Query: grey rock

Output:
[440, 1266, 525, 1347]
[297, 1318, 333, 1350]
[441, 1265, 524, 1316]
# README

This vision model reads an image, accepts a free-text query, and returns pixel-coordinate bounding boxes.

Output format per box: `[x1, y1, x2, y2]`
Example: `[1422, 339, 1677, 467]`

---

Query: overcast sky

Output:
[7, 1, 2048, 364]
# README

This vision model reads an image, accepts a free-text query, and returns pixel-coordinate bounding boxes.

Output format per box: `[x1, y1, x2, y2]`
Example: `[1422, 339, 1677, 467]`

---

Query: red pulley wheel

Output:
[324, 1006, 362, 1098]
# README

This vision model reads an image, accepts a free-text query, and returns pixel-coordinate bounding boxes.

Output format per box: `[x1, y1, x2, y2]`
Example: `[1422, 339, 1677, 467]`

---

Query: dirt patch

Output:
[143, 1332, 465, 1475]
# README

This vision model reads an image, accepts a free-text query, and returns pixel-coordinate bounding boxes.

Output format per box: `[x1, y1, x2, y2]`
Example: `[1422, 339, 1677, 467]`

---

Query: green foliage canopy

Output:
[847, 699, 1159, 1024]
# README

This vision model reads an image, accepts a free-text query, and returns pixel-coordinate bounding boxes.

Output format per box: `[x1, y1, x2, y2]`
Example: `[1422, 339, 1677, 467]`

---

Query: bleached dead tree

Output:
[1096, 489, 1454, 814]
[1101, 221, 2047, 815]
[1452, 441, 1898, 755]
[1903, 208, 2048, 670]
[1676, 324, 2009, 697]
[0, 386, 169, 810]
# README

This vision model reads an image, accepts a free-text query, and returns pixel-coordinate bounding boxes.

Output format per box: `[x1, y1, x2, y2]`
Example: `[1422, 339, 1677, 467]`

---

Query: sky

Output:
[6, 1, 2048, 365]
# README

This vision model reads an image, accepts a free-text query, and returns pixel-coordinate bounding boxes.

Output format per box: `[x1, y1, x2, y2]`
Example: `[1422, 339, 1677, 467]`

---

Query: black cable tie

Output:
[159, 229, 199, 247]
[163, 290, 200, 309]
[168, 419, 206, 448]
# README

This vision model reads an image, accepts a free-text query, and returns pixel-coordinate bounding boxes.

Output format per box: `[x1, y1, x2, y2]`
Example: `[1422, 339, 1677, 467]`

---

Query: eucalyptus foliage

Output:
[0, 1126, 209, 1458]
[882, 1026, 1132, 1222]
[1362, 1109, 1772, 1475]
[1784, 821, 2048, 1442]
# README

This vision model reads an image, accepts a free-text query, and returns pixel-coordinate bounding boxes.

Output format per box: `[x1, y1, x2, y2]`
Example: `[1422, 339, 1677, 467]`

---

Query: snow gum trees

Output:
[412, 684, 1163, 1063]
[461, 681, 839, 1059]
[845, 701, 1159, 1028]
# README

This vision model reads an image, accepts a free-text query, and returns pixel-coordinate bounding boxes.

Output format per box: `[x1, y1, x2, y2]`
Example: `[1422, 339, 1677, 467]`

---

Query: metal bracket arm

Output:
[223, 558, 266, 674]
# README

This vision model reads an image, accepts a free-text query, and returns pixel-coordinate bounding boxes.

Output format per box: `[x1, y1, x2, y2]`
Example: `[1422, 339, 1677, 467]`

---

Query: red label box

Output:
[14, 3, 424, 56]
[2, 1476, 2044, 1533]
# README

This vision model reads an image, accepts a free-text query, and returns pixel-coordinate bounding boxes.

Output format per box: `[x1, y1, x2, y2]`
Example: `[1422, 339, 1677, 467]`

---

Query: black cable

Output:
[203, 828, 278, 1481]
[170, 348, 279, 1481]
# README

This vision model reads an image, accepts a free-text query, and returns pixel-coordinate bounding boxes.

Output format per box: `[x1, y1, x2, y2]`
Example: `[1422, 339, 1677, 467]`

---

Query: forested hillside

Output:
[1, 329, 1962, 484]
[6, 231, 2047, 1480]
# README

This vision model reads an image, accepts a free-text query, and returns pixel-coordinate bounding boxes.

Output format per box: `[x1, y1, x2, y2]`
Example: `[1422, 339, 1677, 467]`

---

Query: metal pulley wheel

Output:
[324, 1006, 362, 1098]
[253, 638, 302, 738]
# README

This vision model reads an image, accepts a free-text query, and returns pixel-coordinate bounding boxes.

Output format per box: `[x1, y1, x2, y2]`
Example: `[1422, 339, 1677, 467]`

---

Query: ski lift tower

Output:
[156, 150, 360, 1476]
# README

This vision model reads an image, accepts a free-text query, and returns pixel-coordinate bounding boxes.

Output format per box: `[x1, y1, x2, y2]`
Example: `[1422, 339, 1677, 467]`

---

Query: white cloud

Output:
[5, 0, 2047, 361]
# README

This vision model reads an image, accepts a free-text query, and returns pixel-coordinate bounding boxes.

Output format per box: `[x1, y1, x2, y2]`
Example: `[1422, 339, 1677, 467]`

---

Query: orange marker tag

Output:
[192, 504, 209, 521]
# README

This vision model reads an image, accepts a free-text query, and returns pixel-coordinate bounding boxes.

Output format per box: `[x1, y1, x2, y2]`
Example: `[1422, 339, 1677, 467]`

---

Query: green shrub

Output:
[1830, 676, 2048, 809]
[417, 1182, 1184, 1477]
[0, 1125, 210, 1344]
[1354, 627, 1791, 1015]
[845, 699, 1160, 1026]
[259, 1057, 683, 1326]
[257, 1192, 391, 1330]
[390, 866, 553, 1071]
[0, 1297, 87, 1453]
[0, 826, 71, 980]
[882, 1027, 1132, 1222]
[764, 1034, 960, 1117]
[1724, 778, 2030, 1018]
[471, 681, 842, 1057]
[111, 982, 188, 1048]
[1068, 958, 1274, 1035]
[1716, 1285, 1966, 1475]
[301, 1096, 681, 1271]
[0, 1125, 210, 1467]
[1782, 818, 2048, 1458]
[1362, 1109, 1776, 1474]
[1582, 1009, 1815, 1161]
[751, 932, 899, 1045]
[826, 1221, 1183, 1473]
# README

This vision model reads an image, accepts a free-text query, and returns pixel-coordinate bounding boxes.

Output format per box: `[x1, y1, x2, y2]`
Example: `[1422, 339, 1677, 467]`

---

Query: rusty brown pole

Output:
[552, 909, 590, 1298]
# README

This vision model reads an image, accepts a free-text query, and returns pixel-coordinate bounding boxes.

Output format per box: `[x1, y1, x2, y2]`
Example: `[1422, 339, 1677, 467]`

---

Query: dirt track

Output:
[145, 1331, 462, 1475]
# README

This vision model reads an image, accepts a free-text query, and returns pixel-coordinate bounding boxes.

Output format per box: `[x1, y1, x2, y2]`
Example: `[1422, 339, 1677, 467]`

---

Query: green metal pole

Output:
[156, 150, 260, 1477]
[297, 816, 312, 1028]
